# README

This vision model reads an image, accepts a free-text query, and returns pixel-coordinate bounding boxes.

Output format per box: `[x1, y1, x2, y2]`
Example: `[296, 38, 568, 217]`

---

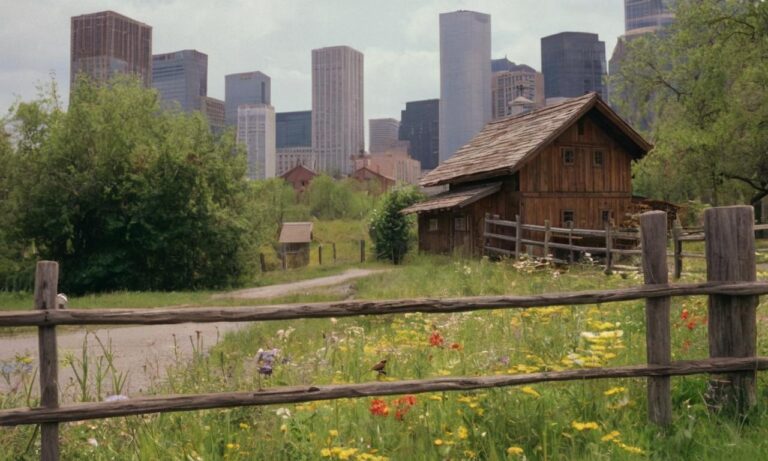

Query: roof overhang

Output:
[401, 183, 502, 214]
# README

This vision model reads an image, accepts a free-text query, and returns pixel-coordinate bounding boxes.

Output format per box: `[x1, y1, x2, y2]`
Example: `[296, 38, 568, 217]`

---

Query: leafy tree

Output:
[611, 0, 768, 213]
[305, 174, 373, 220]
[5, 76, 260, 293]
[369, 187, 423, 264]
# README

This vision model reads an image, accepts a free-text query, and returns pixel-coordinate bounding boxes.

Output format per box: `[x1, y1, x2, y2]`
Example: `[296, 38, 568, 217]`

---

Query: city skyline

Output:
[0, 1, 624, 123]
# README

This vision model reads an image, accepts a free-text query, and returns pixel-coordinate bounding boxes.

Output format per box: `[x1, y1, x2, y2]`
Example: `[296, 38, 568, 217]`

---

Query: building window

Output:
[562, 210, 575, 226]
[601, 210, 612, 224]
[593, 149, 604, 167]
[429, 218, 439, 232]
[562, 147, 575, 165]
[454, 216, 467, 232]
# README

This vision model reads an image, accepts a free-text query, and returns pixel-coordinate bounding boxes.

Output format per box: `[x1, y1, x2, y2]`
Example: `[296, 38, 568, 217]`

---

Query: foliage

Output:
[2, 76, 263, 293]
[612, 0, 768, 210]
[368, 187, 422, 264]
[305, 174, 373, 220]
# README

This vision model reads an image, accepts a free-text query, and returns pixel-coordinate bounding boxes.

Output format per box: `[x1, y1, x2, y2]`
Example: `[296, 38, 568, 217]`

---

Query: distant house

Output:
[279, 222, 313, 268]
[281, 164, 317, 195]
[351, 166, 396, 194]
[403, 92, 652, 256]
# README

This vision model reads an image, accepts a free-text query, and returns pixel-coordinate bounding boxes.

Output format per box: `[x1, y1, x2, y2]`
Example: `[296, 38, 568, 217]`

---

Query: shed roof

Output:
[401, 182, 502, 214]
[420, 92, 652, 187]
[279, 222, 313, 243]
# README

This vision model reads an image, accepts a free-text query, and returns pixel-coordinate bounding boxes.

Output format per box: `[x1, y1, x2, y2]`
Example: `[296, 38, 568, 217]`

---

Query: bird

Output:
[371, 359, 387, 376]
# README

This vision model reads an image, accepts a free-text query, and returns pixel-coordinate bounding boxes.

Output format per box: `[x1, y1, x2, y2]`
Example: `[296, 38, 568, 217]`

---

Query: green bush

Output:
[369, 186, 423, 264]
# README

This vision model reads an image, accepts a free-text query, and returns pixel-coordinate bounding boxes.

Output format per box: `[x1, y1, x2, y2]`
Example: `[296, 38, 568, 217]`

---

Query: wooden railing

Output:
[1, 207, 767, 460]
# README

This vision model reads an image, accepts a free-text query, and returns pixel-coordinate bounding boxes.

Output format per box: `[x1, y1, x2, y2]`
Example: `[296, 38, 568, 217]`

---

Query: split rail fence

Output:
[484, 212, 768, 276]
[1, 207, 767, 460]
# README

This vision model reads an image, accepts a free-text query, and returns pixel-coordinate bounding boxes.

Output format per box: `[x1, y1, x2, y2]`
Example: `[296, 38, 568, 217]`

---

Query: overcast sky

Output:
[0, 0, 624, 121]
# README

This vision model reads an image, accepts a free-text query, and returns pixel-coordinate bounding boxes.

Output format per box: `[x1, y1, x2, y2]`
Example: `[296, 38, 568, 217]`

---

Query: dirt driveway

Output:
[0, 268, 385, 398]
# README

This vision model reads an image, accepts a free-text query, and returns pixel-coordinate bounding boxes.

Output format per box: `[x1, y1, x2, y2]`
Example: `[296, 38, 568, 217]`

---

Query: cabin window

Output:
[454, 216, 467, 232]
[593, 149, 604, 167]
[562, 147, 575, 165]
[428, 218, 439, 232]
[601, 210, 612, 224]
[562, 210, 575, 226]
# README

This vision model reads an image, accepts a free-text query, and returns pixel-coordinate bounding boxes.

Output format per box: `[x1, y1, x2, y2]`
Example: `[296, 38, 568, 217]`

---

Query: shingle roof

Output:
[279, 222, 313, 243]
[401, 183, 502, 214]
[420, 93, 652, 187]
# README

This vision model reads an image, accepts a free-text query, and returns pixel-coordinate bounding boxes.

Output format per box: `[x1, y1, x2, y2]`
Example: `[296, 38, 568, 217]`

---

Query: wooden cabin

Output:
[351, 166, 396, 194]
[281, 164, 317, 195]
[403, 92, 652, 256]
[279, 222, 313, 268]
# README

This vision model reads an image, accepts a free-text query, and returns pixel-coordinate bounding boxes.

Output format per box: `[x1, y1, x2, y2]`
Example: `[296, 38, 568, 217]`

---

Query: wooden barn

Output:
[403, 92, 652, 256]
[281, 164, 317, 195]
[279, 222, 313, 268]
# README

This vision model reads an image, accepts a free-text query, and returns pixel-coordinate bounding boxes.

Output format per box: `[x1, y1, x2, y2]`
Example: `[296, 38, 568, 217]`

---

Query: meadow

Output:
[1, 255, 768, 460]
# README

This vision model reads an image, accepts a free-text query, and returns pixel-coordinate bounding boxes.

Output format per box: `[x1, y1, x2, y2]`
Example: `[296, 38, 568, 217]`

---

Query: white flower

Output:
[275, 407, 292, 419]
[104, 394, 129, 402]
[87, 438, 99, 447]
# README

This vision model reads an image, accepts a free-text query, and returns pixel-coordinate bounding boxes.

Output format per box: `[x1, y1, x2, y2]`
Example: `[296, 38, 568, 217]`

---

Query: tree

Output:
[611, 0, 768, 212]
[369, 187, 423, 264]
[305, 174, 372, 220]
[5, 76, 261, 293]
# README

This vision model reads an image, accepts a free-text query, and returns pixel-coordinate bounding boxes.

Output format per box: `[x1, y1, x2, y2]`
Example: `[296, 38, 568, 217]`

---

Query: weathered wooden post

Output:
[640, 212, 671, 426]
[332, 243, 337, 263]
[483, 213, 490, 257]
[35, 261, 60, 460]
[259, 253, 267, 273]
[704, 206, 758, 414]
[318, 245, 323, 265]
[568, 221, 575, 264]
[360, 240, 365, 263]
[514, 214, 522, 260]
[673, 219, 683, 279]
[543, 220, 551, 261]
[604, 222, 614, 274]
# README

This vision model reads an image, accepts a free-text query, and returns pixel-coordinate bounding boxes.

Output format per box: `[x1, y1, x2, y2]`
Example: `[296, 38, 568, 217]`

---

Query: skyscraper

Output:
[70, 11, 152, 88]
[369, 118, 400, 153]
[625, 0, 675, 35]
[225, 71, 271, 126]
[311, 46, 364, 175]
[439, 10, 491, 163]
[201, 96, 225, 136]
[490, 59, 545, 119]
[399, 99, 439, 171]
[541, 32, 606, 100]
[237, 104, 276, 180]
[152, 50, 207, 112]
[276, 111, 312, 149]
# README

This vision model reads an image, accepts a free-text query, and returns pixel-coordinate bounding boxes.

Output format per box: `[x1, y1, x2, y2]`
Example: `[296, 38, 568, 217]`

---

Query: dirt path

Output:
[0, 268, 385, 398]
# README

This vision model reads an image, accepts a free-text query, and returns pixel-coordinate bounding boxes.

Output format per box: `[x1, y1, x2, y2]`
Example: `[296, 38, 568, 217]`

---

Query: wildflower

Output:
[521, 386, 541, 398]
[275, 407, 292, 419]
[338, 448, 358, 460]
[87, 438, 98, 447]
[617, 442, 645, 454]
[499, 355, 510, 366]
[434, 439, 444, 446]
[457, 426, 469, 440]
[369, 398, 390, 416]
[571, 421, 599, 431]
[450, 342, 462, 350]
[506, 446, 524, 455]
[321, 448, 332, 457]
[681, 309, 689, 320]
[329, 429, 339, 437]
[104, 394, 129, 402]
[393, 395, 417, 420]
[226, 443, 236, 449]
[429, 331, 445, 347]
[258, 364, 273, 376]
[686, 320, 696, 330]
[601, 431, 620, 442]
[239, 422, 250, 430]
[603, 387, 625, 396]
[280, 424, 287, 433]
[428, 395, 443, 401]
[463, 450, 477, 459]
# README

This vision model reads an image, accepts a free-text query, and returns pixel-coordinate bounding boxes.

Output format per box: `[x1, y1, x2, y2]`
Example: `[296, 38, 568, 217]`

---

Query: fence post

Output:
[640, 212, 671, 426]
[568, 221, 575, 264]
[604, 222, 614, 274]
[332, 243, 337, 264]
[259, 253, 267, 273]
[543, 219, 551, 261]
[673, 219, 683, 279]
[360, 240, 365, 263]
[318, 245, 323, 265]
[514, 214, 522, 260]
[704, 206, 758, 414]
[35, 261, 60, 461]
[484, 213, 490, 257]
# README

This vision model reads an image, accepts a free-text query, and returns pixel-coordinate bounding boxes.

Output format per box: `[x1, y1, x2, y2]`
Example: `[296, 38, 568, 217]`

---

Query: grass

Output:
[1, 255, 768, 460]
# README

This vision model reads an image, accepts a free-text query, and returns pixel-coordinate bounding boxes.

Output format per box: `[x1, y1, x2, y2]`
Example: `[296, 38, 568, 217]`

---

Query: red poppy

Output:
[392, 395, 417, 421]
[369, 398, 389, 417]
[686, 320, 696, 330]
[450, 342, 462, 350]
[429, 331, 445, 347]
[681, 309, 689, 320]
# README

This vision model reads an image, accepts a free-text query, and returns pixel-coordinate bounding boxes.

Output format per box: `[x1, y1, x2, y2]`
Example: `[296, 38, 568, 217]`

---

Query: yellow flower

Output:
[521, 386, 541, 398]
[506, 446, 524, 455]
[434, 439, 444, 446]
[457, 426, 468, 440]
[226, 443, 235, 450]
[601, 430, 620, 442]
[280, 424, 287, 433]
[463, 450, 477, 458]
[239, 422, 250, 430]
[320, 448, 332, 457]
[329, 429, 339, 437]
[571, 421, 599, 431]
[603, 387, 626, 396]
[617, 442, 645, 454]
[338, 448, 358, 460]
[429, 395, 443, 401]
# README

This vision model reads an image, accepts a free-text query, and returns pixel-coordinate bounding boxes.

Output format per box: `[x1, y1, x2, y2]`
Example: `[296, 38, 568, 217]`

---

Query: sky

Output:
[0, 0, 625, 123]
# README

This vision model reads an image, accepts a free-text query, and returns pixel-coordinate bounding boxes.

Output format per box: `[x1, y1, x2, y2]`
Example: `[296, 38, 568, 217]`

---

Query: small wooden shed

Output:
[403, 92, 652, 256]
[279, 222, 313, 268]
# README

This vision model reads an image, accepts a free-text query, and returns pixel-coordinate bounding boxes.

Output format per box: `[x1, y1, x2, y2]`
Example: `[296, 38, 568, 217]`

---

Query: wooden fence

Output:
[1, 207, 768, 460]
[484, 212, 768, 276]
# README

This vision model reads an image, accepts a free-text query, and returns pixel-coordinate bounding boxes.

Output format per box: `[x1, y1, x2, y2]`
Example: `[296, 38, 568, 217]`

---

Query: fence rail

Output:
[0, 207, 766, 460]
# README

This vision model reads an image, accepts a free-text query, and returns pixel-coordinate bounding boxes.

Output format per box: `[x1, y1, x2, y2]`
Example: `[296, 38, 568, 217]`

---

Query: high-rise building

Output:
[70, 11, 152, 88]
[439, 10, 491, 163]
[625, 0, 675, 35]
[237, 104, 276, 180]
[225, 72, 271, 126]
[399, 99, 439, 171]
[201, 96, 225, 136]
[311, 46, 364, 175]
[491, 59, 545, 119]
[152, 50, 207, 112]
[276, 111, 312, 149]
[369, 118, 400, 153]
[277, 147, 314, 175]
[541, 32, 606, 100]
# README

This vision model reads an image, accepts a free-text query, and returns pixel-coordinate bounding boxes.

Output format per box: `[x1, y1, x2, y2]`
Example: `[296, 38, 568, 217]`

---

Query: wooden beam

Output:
[35, 261, 60, 461]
